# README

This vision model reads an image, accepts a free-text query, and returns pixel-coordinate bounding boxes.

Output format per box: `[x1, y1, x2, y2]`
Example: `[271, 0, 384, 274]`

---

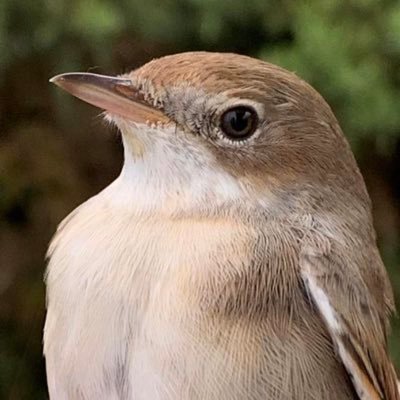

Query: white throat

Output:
[101, 120, 246, 214]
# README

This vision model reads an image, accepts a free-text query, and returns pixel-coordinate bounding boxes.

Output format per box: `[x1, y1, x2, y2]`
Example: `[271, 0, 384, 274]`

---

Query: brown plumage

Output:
[45, 52, 399, 399]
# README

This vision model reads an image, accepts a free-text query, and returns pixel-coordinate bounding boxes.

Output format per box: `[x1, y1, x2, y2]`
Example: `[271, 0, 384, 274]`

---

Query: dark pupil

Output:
[221, 106, 257, 139]
[228, 109, 251, 134]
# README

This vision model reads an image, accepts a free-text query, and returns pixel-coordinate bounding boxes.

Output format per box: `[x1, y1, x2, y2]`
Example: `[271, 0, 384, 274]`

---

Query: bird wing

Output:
[300, 233, 399, 400]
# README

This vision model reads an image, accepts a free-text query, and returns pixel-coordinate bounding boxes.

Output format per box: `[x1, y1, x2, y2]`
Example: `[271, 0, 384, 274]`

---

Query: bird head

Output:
[51, 52, 369, 220]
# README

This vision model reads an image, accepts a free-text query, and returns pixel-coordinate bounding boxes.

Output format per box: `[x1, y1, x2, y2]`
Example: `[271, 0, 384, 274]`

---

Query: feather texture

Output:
[300, 223, 400, 400]
[45, 52, 399, 399]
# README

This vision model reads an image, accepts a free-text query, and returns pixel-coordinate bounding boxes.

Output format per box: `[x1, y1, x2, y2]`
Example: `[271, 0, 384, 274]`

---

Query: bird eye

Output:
[220, 106, 258, 140]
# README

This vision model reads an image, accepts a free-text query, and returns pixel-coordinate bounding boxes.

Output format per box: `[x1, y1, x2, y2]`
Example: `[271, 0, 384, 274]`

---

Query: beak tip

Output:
[49, 74, 64, 86]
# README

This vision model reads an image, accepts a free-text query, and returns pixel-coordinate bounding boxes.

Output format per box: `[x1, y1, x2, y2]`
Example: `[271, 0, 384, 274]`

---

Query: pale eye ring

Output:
[220, 106, 259, 140]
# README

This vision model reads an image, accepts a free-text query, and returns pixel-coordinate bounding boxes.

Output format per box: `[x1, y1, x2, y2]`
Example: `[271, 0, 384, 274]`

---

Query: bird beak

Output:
[50, 72, 170, 124]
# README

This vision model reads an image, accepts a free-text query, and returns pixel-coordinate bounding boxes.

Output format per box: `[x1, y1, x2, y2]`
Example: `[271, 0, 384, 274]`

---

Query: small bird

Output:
[44, 52, 399, 400]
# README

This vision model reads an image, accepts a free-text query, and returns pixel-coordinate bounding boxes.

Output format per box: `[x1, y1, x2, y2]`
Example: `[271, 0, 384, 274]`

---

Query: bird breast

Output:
[44, 180, 353, 399]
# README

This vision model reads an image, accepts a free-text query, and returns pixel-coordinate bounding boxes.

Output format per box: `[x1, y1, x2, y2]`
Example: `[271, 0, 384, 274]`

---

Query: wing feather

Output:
[300, 245, 399, 400]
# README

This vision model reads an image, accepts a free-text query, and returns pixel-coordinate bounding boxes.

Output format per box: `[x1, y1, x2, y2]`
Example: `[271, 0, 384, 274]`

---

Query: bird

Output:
[44, 52, 400, 400]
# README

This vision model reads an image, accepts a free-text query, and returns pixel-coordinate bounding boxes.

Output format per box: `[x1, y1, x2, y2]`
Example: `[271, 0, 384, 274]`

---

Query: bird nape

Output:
[44, 52, 399, 400]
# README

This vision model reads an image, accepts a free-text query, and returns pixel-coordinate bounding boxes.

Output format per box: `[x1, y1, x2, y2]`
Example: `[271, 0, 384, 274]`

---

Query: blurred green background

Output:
[1, 0, 399, 398]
